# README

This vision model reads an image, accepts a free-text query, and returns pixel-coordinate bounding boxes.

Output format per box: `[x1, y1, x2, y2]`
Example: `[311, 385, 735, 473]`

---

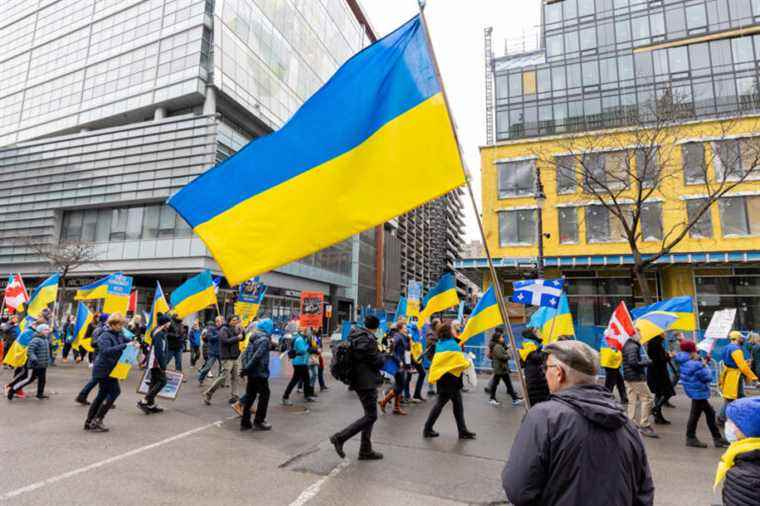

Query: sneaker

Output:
[231, 402, 243, 417]
[148, 405, 164, 414]
[686, 437, 707, 448]
[512, 398, 524, 407]
[16, 389, 26, 399]
[413, 396, 427, 403]
[36, 395, 49, 400]
[282, 398, 293, 406]
[89, 419, 109, 433]
[489, 399, 500, 406]
[137, 401, 152, 414]
[207, 372, 214, 379]
[252, 422, 272, 431]
[320, 386, 329, 391]
[410, 398, 422, 404]
[357, 450, 383, 461]
[306, 397, 318, 403]
[329, 434, 346, 458]
[240, 422, 253, 431]
[75, 396, 90, 406]
[714, 437, 730, 448]
[639, 426, 659, 439]
[201, 392, 211, 406]
[459, 431, 477, 440]
[423, 429, 439, 438]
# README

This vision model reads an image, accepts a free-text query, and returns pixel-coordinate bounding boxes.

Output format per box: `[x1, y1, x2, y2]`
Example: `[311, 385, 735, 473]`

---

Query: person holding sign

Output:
[137, 314, 171, 415]
[84, 313, 134, 433]
[719, 331, 759, 426]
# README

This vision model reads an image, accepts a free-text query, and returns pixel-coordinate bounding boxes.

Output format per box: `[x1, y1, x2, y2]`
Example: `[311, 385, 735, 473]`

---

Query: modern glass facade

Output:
[495, 0, 760, 141]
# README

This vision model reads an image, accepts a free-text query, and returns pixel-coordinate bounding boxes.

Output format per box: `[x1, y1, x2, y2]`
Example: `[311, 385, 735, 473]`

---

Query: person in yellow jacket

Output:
[601, 346, 628, 404]
[718, 331, 758, 426]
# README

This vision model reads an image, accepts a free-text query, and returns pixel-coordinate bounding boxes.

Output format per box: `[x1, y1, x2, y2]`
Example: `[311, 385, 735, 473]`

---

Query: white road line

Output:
[0, 417, 232, 501]
[289, 459, 349, 506]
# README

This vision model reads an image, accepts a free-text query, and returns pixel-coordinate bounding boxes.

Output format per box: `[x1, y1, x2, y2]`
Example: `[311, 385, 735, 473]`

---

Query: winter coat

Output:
[203, 324, 220, 358]
[723, 448, 760, 506]
[26, 335, 50, 369]
[674, 352, 712, 400]
[491, 341, 510, 376]
[189, 328, 202, 348]
[391, 330, 410, 366]
[92, 329, 129, 379]
[502, 384, 654, 506]
[218, 324, 242, 360]
[622, 339, 651, 382]
[751, 344, 760, 378]
[348, 327, 384, 390]
[291, 334, 309, 366]
[151, 329, 168, 370]
[646, 337, 676, 398]
[241, 331, 270, 379]
[522, 346, 550, 406]
[165, 321, 183, 352]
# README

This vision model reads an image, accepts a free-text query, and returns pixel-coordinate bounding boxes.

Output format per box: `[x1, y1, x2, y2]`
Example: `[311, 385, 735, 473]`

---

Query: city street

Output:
[1, 355, 729, 506]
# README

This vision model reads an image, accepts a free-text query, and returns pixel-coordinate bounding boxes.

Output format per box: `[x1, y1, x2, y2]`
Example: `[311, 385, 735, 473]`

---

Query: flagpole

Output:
[417, 3, 530, 412]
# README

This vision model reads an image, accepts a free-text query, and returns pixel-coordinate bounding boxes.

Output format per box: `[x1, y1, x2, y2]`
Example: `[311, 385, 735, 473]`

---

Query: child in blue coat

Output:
[675, 340, 729, 448]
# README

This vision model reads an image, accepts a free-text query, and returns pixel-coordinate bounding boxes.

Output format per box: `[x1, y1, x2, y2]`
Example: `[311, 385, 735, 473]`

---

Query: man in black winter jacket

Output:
[503, 340, 654, 506]
[622, 335, 658, 438]
[202, 315, 243, 405]
[138, 314, 171, 414]
[329, 315, 385, 461]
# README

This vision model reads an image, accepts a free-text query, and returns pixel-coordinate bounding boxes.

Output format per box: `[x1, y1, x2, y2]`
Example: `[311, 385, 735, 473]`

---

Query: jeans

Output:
[9, 367, 46, 397]
[332, 388, 378, 454]
[317, 365, 327, 390]
[205, 359, 239, 400]
[488, 373, 518, 400]
[241, 376, 270, 426]
[687, 399, 722, 440]
[604, 367, 628, 403]
[190, 346, 201, 367]
[308, 363, 319, 388]
[145, 368, 167, 405]
[168, 349, 182, 372]
[626, 381, 653, 428]
[394, 370, 407, 396]
[424, 389, 468, 434]
[86, 377, 121, 422]
[283, 365, 313, 399]
[78, 376, 99, 400]
[197, 356, 220, 383]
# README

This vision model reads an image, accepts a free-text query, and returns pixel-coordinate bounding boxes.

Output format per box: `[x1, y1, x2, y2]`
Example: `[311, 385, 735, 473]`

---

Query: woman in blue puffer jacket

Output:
[675, 340, 729, 449]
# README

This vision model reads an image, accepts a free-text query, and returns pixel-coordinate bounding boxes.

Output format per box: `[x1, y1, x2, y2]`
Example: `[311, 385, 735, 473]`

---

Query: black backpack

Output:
[287, 336, 298, 359]
[330, 340, 354, 385]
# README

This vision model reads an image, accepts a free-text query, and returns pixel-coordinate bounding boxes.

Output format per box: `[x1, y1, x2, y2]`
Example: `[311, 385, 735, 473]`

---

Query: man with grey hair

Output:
[503, 340, 654, 506]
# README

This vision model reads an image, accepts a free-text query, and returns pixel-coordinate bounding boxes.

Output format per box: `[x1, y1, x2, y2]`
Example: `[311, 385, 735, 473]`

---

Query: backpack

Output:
[330, 340, 354, 385]
[287, 336, 298, 359]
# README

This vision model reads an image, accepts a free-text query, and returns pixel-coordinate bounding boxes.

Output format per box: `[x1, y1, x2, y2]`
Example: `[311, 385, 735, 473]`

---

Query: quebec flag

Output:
[511, 278, 565, 308]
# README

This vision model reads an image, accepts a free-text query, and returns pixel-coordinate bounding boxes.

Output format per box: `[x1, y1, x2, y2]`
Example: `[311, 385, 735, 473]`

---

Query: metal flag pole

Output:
[417, 2, 531, 411]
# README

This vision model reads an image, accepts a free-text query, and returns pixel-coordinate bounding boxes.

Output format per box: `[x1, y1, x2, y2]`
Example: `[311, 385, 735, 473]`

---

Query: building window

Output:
[556, 155, 576, 194]
[686, 199, 713, 238]
[585, 205, 627, 243]
[497, 160, 535, 198]
[498, 209, 536, 246]
[640, 202, 663, 241]
[714, 139, 760, 180]
[523, 70, 537, 96]
[682, 143, 706, 184]
[583, 151, 629, 191]
[719, 196, 760, 236]
[61, 204, 193, 243]
[558, 207, 578, 244]
[636, 148, 659, 187]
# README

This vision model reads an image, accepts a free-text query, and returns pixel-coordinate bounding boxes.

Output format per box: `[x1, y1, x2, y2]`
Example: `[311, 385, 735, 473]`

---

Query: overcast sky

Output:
[361, 0, 541, 241]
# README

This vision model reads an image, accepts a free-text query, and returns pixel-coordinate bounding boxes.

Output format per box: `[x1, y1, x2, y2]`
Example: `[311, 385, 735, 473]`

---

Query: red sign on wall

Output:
[299, 291, 324, 330]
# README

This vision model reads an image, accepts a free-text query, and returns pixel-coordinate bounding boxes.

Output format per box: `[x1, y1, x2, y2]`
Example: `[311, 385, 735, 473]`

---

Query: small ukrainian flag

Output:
[170, 270, 217, 319]
[458, 287, 501, 345]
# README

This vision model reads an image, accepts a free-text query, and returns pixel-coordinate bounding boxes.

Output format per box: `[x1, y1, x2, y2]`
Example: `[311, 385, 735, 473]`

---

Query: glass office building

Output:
[0, 0, 373, 322]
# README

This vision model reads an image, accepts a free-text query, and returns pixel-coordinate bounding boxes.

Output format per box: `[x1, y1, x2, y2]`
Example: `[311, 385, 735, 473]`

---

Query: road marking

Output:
[289, 459, 349, 506]
[0, 417, 233, 501]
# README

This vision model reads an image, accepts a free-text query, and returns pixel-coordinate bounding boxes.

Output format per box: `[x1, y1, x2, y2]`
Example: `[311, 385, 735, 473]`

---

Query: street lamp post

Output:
[535, 166, 546, 279]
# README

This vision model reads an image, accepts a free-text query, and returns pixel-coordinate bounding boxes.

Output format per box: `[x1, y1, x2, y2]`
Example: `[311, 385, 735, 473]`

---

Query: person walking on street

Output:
[486, 329, 522, 407]
[137, 314, 171, 414]
[189, 320, 202, 369]
[165, 314, 184, 375]
[502, 340, 654, 506]
[379, 321, 410, 415]
[282, 328, 315, 405]
[197, 317, 223, 385]
[674, 340, 729, 449]
[240, 318, 274, 432]
[623, 333, 658, 438]
[647, 335, 676, 425]
[84, 313, 133, 432]
[202, 315, 243, 405]
[714, 396, 760, 506]
[7, 324, 52, 400]
[749, 332, 760, 379]
[423, 322, 476, 440]
[520, 329, 550, 406]
[719, 331, 758, 426]
[601, 345, 629, 405]
[329, 315, 385, 461]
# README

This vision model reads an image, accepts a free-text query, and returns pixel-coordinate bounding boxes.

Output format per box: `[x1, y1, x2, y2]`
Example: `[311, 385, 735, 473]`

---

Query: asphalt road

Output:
[0, 355, 733, 505]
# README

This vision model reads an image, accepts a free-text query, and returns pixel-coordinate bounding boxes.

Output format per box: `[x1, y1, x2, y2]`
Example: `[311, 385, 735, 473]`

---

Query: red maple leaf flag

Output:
[4, 273, 29, 312]
[604, 301, 636, 351]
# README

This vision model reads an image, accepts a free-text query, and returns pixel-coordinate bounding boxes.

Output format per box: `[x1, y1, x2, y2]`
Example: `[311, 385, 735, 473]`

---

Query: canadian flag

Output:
[604, 301, 636, 351]
[128, 290, 138, 313]
[4, 274, 29, 312]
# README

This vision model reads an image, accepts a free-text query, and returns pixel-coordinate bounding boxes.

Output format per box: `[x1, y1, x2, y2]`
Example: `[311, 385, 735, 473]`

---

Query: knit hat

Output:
[256, 318, 274, 335]
[157, 313, 171, 326]
[680, 340, 697, 354]
[36, 324, 50, 334]
[726, 397, 760, 438]
[99, 313, 110, 323]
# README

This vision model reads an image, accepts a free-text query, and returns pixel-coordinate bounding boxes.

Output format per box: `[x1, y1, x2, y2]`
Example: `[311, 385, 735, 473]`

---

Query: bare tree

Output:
[532, 97, 760, 303]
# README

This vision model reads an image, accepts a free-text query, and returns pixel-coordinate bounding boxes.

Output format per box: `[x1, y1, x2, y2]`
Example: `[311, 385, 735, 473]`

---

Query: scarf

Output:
[713, 437, 760, 491]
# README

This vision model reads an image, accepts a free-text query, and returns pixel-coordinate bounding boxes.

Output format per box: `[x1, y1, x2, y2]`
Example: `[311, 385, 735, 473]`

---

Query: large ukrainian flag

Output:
[418, 272, 459, 327]
[528, 293, 575, 343]
[74, 274, 111, 300]
[428, 338, 470, 384]
[26, 273, 60, 318]
[630, 296, 696, 331]
[458, 287, 501, 345]
[170, 270, 216, 319]
[167, 16, 465, 285]
[2, 327, 36, 368]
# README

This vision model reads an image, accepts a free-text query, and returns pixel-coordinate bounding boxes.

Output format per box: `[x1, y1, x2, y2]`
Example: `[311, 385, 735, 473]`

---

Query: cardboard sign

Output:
[703, 308, 736, 340]
[299, 291, 324, 330]
[137, 370, 184, 400]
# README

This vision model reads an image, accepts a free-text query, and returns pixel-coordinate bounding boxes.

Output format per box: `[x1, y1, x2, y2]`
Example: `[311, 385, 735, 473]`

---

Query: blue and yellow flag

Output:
[167, 16, 464, 285]
[146, 281, 170, 345]
[75, 274, 111, 300]
[394, 296, 407, 323]
[528, 293, 575, 343]
[235, 281, 267, 327]
[418, 273, 459, 328]
[170, 270, 216, 319]
[409, 323, 424, 361]
[103, 274, 133, 315]
[72, 302, 94, 352]
[428, 338, 470, 384]
[634, 311, 678, 344]
[630, 296, 695, 331]
[110, 344, 139, 380]
[458, 287, 501, 345]
[26, 273, 60, 318]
